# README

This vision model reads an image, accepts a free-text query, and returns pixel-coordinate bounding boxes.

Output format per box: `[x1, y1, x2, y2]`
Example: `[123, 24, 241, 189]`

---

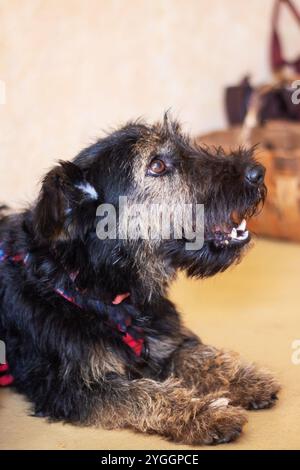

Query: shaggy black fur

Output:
[0, 116, 269, 442]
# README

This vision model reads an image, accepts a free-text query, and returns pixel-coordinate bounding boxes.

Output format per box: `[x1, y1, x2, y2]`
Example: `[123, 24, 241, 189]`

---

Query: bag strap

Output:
[239, 1, 300, 145]
[271, 0, 300, 72]
[239, 86, 273, 145]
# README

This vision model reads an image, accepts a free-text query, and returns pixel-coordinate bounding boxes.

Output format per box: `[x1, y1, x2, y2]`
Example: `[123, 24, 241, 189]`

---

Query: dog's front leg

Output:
[97, 376, 247, 445]
[171, 332, 280, 410]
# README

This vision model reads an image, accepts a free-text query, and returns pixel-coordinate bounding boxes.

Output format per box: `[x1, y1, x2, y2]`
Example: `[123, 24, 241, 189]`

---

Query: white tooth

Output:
[230, 228, 237, 238]
[237, 219, 246, 231]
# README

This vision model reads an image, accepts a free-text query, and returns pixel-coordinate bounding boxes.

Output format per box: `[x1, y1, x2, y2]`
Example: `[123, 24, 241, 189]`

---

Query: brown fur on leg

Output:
[93, 377, 247, 446]
[171, 338, 280, 410]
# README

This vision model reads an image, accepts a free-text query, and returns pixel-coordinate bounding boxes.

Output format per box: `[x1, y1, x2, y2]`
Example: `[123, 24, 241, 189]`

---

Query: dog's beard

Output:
[187, 239, 247, 278]
[160, 236, 245, 279]
[161, 189, 265, 279]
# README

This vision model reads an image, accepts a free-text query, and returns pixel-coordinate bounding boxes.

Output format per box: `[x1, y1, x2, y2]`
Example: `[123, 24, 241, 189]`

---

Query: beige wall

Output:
[1, 0, 300, 204]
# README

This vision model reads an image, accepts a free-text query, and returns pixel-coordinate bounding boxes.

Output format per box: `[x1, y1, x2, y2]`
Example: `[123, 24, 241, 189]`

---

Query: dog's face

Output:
[34, 116, 266, 281]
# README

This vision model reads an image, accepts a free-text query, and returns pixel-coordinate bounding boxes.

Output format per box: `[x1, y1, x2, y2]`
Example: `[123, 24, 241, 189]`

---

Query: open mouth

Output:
[206, 218, 250, 248]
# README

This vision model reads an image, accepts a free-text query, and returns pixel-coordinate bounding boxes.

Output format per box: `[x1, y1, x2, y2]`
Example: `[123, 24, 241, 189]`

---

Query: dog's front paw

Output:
[166, 391, 247, 446]
[229, 365, 280, 410]
[202, 400, 247, 445]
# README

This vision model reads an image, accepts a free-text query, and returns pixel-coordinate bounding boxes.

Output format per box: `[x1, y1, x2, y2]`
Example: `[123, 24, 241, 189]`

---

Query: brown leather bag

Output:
[199, 0, 300, 242]
[225, 0, 300, 125]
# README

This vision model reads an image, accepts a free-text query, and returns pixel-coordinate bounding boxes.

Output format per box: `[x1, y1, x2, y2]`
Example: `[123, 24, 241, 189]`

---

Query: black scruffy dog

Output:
[0, 116, 279, 445]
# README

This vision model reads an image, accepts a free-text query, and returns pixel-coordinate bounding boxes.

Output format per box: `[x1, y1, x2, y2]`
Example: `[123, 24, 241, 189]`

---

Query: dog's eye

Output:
[148, 159, 167, 176]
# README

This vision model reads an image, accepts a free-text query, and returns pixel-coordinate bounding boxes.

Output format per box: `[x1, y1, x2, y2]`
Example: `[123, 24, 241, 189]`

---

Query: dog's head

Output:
[33, 115, 266, 284]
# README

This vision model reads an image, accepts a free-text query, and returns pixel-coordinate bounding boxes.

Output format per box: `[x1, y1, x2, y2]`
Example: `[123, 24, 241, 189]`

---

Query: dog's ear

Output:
[33, 160, 99, 242]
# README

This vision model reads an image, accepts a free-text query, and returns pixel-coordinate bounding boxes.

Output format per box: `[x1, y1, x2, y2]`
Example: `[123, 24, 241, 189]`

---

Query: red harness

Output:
[112, 293, 144, 357]
[0, 245, 145, 387]
[0, 363, 14, 386]
[53, 288, 145, 357]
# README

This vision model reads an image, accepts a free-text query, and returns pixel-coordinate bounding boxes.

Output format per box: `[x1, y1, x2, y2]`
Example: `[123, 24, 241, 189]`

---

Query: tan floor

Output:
[0, 239, 300, 450]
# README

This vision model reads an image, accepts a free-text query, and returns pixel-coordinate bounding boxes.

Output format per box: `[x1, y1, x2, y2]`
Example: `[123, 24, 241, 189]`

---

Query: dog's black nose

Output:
[245, 164, 265, 186]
